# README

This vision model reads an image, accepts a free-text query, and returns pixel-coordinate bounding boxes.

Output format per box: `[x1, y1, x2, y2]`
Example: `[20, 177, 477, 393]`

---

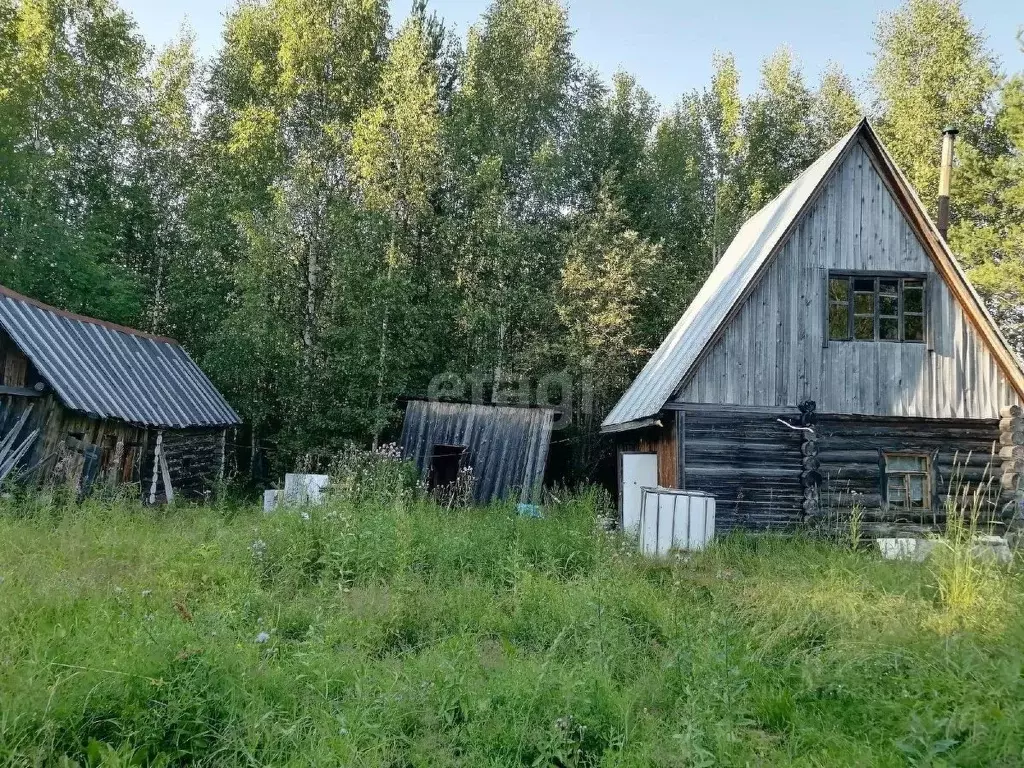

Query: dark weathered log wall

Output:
[0, 392, 225, 501]
[677, 408, 805, 531]
[815, 414, 1005, 535]
[143, 428, 227, 502]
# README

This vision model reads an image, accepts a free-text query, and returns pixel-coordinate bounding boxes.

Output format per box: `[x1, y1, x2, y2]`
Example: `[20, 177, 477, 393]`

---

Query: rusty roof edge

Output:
[0, 284, 180, 345]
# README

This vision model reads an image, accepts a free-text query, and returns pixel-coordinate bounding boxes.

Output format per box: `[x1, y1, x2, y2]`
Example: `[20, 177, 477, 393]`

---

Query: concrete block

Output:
[971, 535, 1013, 564]
[876, 538, 937, 562]
[263, 489, 280, 513]
[283, 473, 330, 505]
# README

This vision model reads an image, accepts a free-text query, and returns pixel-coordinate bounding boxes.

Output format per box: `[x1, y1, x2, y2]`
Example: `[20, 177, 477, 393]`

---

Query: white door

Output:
[621, 452, 658, 535]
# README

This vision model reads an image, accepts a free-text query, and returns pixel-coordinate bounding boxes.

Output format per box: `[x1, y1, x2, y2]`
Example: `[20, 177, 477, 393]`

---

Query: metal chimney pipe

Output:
[937, 125, 958, 241]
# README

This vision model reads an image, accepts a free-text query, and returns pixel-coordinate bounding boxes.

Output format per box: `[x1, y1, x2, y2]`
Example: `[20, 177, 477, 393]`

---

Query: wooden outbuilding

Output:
[400, 400, 555, 504]
[604, 119, 1024, 537]
[0, 285, 241, 500]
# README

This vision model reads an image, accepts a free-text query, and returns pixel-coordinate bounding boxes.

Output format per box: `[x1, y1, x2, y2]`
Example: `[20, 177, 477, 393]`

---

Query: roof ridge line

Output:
[0, 284, 180, 345]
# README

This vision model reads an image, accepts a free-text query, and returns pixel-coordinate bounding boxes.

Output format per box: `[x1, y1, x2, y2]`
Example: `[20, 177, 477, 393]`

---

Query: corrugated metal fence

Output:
[400, 401, 555, 504]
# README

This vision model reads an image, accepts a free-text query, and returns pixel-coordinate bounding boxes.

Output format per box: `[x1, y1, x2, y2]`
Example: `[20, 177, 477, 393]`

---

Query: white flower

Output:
[141, 589, 152, 598]
[255, 631, 271, 644]
[250, 539, 267, 559]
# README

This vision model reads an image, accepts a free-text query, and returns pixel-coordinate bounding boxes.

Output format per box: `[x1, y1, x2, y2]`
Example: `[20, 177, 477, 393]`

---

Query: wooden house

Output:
[0, 285, 241, 500]
[603, 119, 1024, 537]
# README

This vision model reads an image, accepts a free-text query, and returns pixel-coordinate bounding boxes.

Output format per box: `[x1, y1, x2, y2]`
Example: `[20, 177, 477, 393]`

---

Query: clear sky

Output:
[121, 0, 1023, 108]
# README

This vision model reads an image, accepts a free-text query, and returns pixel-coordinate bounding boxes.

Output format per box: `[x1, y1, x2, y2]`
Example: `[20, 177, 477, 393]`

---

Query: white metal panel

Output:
[638, 488, 716, 556]
[656, 493, 674, 555]
[621, 452, 658, 535]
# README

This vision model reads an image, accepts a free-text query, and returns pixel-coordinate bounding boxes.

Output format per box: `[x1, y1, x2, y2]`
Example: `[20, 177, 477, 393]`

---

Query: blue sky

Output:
[122, 0, 1023, 108]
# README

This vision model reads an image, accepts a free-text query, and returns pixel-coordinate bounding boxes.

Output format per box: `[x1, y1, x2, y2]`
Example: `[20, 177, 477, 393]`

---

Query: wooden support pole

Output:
[159, 450, 174, 505]
[148, 430, 163, 505]
[219, 428, 227, 483]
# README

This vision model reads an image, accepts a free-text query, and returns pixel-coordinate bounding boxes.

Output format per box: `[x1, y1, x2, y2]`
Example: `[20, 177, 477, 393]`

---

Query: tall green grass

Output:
[1, 491, 1023, 766]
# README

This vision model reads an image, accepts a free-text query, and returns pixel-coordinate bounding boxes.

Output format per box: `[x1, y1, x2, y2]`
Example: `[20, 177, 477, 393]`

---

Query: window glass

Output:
[887, 455, 927, 472]
[827, 273, 926, 343]
[854, 292, 875, 314]
[828, 278, 849, 302]
[829, 304, 849, 339]
[904, 286, 924, 313]
[884, 453, 931, 511]
[854, 316, 874, 340]
[905, 314, 924, 341]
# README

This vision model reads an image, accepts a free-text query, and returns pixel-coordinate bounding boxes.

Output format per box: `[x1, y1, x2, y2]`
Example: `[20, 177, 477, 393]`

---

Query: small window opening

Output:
[884, 452, 932, 511]
[429, 444, 467, 490]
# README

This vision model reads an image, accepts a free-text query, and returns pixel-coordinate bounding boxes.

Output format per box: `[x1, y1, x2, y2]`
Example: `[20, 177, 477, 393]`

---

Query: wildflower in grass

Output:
[250, 539, 267, 559]
[141, 589, 152, 598]
[255, 631, 270, 644]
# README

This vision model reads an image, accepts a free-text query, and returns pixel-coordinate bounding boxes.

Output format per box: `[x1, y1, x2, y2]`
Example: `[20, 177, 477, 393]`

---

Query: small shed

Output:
[399, 400, 555, 504]
[0, 285, 241, 500]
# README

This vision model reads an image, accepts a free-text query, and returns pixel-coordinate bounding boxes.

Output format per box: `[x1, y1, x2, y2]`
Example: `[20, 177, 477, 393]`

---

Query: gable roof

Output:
[0, 285, 241, 429]
[602, 118, 1024, 431]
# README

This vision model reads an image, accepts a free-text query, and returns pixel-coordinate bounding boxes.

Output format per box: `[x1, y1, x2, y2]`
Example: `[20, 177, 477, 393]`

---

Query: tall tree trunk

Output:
[302, 232, 319, 381]
[372, 229, 397, 449]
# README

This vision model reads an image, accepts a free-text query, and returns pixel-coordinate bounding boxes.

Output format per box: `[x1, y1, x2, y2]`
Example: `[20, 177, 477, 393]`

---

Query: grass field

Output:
[1, 490, 1023, 766]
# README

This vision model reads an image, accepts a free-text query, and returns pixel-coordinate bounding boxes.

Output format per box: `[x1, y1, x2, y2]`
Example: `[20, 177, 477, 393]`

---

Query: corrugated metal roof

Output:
[602, 120, 865, 429]
[0, 286, 241, 428]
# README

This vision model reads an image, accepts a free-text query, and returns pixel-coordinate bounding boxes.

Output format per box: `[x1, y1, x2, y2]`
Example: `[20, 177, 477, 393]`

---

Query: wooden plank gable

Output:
[676, 137, 1021, 418]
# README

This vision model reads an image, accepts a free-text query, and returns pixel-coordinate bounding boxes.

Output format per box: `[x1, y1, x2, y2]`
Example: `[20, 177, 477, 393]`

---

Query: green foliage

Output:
[327, 441, 422, 505]
[0, 0, 1021, 478]
[872, 0, 999, 216]
[2, 494, 1024, 765]
[0, 0, 149, 323]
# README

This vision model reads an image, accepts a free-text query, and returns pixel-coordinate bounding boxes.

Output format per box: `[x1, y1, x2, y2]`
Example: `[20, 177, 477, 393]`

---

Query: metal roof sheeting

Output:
[0, 288, 241, 428]
[400, 400, 555, 504]
[602, 120, 865, 429]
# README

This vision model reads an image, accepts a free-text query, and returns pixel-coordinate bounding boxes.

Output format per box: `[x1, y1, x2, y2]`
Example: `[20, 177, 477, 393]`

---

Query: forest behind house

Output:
[1, 0, 1022, 480]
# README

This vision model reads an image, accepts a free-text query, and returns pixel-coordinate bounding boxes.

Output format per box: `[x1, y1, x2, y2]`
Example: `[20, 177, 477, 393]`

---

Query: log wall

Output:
[0, 391, 225, 501]
[141, 427, 227, 502]
[668, 406, 1012, 536]
[815, 413, 1006, 535]
[676, 407, 806, 531]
